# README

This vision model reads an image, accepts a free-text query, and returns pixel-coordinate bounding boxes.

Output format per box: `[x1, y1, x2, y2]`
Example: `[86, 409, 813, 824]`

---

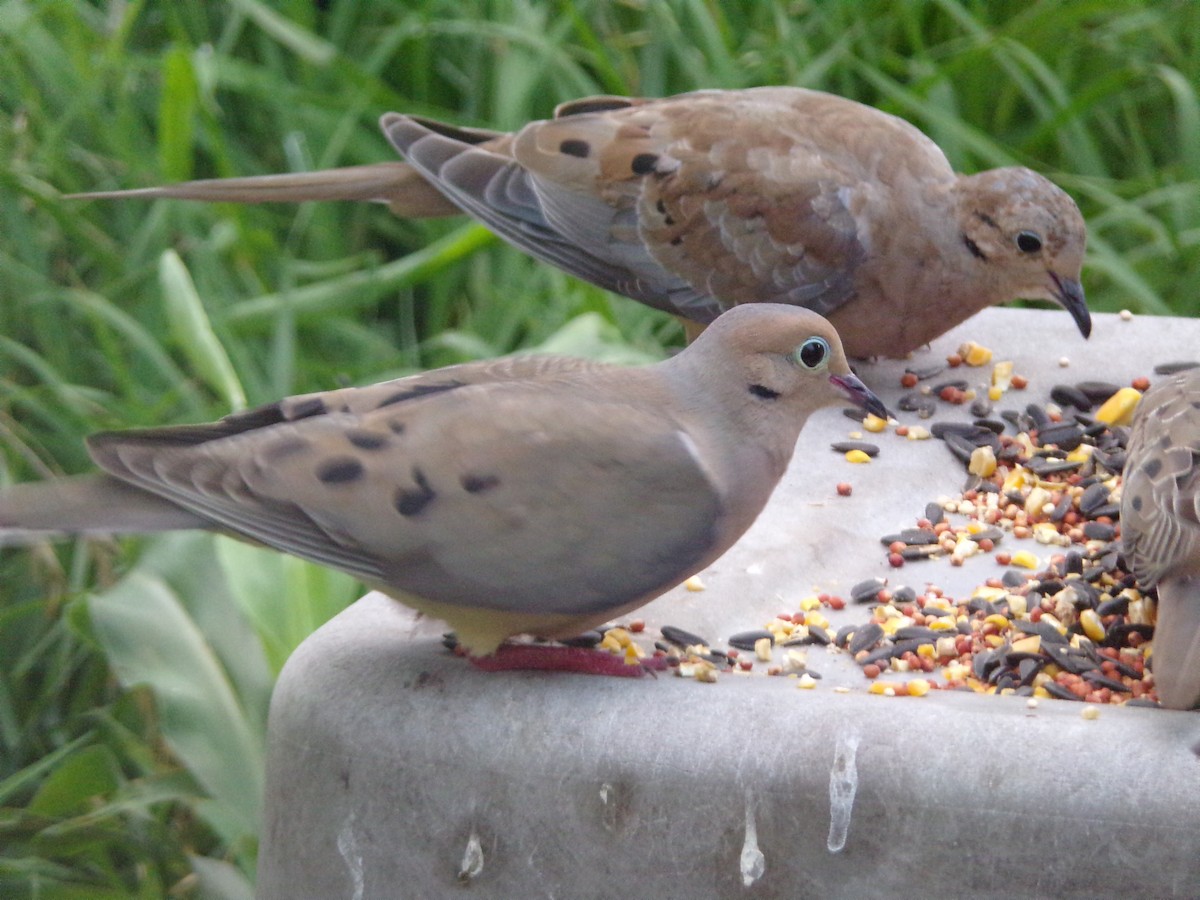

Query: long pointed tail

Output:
[0, 474, 208, 544]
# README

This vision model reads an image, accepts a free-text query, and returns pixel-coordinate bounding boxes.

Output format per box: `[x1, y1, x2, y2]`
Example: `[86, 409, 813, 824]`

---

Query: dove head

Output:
[679, 304, 889, 427]
[956, 167, 1090, 338]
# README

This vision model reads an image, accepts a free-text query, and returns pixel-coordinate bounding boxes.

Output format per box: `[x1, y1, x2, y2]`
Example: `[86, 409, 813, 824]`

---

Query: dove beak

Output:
[1050, 272, 1091, 339]
[830, 373, 891, 421]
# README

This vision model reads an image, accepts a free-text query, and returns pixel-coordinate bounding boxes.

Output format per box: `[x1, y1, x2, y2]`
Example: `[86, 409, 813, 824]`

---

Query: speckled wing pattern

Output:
[84, 361, 721, 619]
[382, 88, 876, 323]
[1121, 367, 1200, 708]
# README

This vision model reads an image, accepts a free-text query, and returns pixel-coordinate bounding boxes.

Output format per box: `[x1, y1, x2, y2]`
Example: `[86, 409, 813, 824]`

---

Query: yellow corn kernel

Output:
[1040, 613, 1066, 634]
[969, 445, 997, 477]
[973, 585, 1008, 602]
[799, 595, 822, 612]
[1010, 549, 1039, 569]
[917, 643, 937, 660]
[905, 426, 932, 440]
[624, 644, 645, 664]
[863, 414, 888, 433]
[1080, 705, 1100, 720]
[803, 611, 830, 630]
[1002, 468, 1027, 493]
[907, 678, 931, 697]
[1080, 608, 1105, 642]
[942, 663, 969, 681]
[1031, 685, 1051, 699]
[984, 634, 1005, 648]
[867, 681, 895, 696]
[960, 341, 994, 366]
[991, 359, 1014, 387]
[754, 637, 773, 662]
[929, 617, 957, 631]
[984, 614, 1011, 630]
[988, 385, 1004, 401]
[694, 665, 719, 683]
[1010, 634, 1041, 655]
[684, 575, 705, 592]
[1066, 444, 1094, 464]
[935, 636, 957, 657]
[599, 633, 623, 653]
[796, 672, 818, 689]
[845, 449, 871, 464]
[1008, 594, 1028, 618]
[1094, 387, 1142, 426]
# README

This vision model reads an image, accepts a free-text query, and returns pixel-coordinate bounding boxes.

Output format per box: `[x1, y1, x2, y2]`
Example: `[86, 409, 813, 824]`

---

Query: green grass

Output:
[1, 0, 1197, 893]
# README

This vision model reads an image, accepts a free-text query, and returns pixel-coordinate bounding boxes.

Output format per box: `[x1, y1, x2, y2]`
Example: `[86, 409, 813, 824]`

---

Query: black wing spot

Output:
[1142, 457, 1163, 478]
[395, 467, 437, 516]
[346, 429, 390, 451]
[316, 456, 365, 485]
[1131, 495, 1143, 512]
[461, 473, 501, 494]
[289, 396, 327, 419]
[631, 153, 659, 175]
[559, 139, 590, 158]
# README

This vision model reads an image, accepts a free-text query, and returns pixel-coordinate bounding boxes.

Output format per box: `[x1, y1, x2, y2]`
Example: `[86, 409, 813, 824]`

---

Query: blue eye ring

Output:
[794, 336, 830, 370]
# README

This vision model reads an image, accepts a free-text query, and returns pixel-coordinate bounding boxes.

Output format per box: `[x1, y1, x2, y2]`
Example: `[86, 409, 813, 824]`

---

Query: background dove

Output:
[76, 86, 1090, 358]
[1121, 368, 1200, 709]
[0, 304, 885, 675]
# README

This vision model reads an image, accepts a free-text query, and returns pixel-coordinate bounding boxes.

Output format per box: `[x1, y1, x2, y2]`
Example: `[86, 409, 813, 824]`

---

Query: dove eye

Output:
[1016, 231, 1043, 253]
[794, 336, 831, 370]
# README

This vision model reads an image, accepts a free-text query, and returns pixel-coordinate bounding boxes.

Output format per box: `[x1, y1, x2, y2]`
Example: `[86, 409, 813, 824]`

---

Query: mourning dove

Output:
[1121, 367, 1200, 709]
[74, 86, 1090, 358]
[0, 304, 887, 675]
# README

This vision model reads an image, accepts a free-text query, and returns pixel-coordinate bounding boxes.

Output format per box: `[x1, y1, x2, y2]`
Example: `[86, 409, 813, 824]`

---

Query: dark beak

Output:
[830, 373, 891, 421]
[1050, 272, 1090, 339]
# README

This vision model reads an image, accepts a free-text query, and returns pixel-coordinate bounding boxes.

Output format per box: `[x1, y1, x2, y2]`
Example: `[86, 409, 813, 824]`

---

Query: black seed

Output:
[346, 429, 389, 450]
[560, 630, 603, 647]
[558, 139, 590, 158]
[1126, 698, 1161, 708]
[924, 502, 945, 525]
[905, 363, 946, 381]
[843, 407, 872, 421]
[932, 379, 969, 393]
[970, 397, 994, 417]
[1153, 361, 1200, 375]
[1078, 482, 1111, 516]
[1037, 422, 1084, 450]
[973, 418, 1006, 434]
[880, 528, 939, 546]
[1097, 594, 1131, 617]
[972, 526, 1004, 544]
[394, 467, 437, 516]
[1002, 569, 1028, 588]
[631, 153, 659, 175]
[862, 639, 922, 666]
[1064, 551, 1085, 576]
[1083, 521, 1116, 542]
[786, 625, 831, 646]
[942, 432, 977, 465]
[1081, 671, 1128, 693]
[898, 393, 937, 417]
[661, 625, 708, 648]
[1051, 384, 1092, 411]
[834, 624, 857, 647]
[893, 626, 938, 643]
[728, 630, 774, 652]
[831, 440, 879, 457]
[316, 456, 364, 485]
[461, 473, 501, 494]
[848, 622, 885, 655]
[892, 585, 917, 604]
[1075, 381, 1122, 404]
[900, 545, 941, 561]
[1048, 493, 1073, 522]
[1089, 503, 1121, 519]
[1043, 680, 1082, 701]
[851, 578, 887, 604]
[1025, 457, 1083, 476]
[1025, 404, 1051, 428]
[1043, 642, 1097, 674]
[973, 648, 999, 680]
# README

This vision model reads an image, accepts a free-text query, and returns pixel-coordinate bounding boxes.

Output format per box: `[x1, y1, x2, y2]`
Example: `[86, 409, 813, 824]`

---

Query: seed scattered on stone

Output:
[831, 440, 880, 457]
[836, 482, 853, 497]
[1119, 309, 1133, 321]
[844, 449, 872, 464]
[660, 625, 708, 649]
[1153, 361, 1200, 375]
[728, 630, 774, 652]
[684, 575, 706, 592]
[1081, 704, 1101, 720]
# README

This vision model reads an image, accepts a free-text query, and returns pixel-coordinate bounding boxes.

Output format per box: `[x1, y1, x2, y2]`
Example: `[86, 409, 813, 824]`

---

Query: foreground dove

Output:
[74, 86, 1090, 358]
[0, 304, 886, 675]
[1121, 367, 1200, 709]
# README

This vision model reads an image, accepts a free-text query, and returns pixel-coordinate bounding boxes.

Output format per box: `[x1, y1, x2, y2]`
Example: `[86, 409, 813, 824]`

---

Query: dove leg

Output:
[466, 642, 671, 677]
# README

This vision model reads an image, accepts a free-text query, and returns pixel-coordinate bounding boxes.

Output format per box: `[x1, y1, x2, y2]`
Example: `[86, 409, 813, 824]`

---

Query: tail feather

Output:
[67, 162, 461, 218]
[0, 474, 209, 544]
[1151, 575, 1200, 710]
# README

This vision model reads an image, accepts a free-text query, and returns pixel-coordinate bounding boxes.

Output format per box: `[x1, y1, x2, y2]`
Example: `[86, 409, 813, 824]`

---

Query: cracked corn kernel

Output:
[1081, 705, 1100, 720]
[868, 681, 896, 696]
[799, 596, 822, 612]
[1010, 550, 1039, 569]
[969, 445, 997, 477]
[684, 575, 705, 592]
[797, 673, 818, 689]
[959, 341, 994, 366]
[863, 414, 888, 433]
[1094, 387, 1142, 426]
[754, 637, 773, 662]
[845, 449, 872, 463]
[1080, 608, 1105, 642]
[907, 678, 931, 697]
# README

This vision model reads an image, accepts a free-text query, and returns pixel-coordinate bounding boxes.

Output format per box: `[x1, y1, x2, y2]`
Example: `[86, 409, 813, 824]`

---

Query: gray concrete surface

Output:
[258, 308, 1200, 898]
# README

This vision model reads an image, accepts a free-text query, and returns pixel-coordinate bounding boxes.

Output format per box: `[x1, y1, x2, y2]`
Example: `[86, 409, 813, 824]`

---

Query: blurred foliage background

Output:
[0, 0, 1196, 894]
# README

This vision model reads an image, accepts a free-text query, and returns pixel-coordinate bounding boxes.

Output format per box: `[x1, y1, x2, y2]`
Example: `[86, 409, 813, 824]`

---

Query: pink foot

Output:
[467, 643, 672, 677]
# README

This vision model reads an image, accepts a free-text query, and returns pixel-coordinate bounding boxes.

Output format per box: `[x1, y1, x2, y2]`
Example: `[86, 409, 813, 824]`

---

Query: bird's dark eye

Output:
[794, 336, 830, 370]
[1016, 231, 1043, 253]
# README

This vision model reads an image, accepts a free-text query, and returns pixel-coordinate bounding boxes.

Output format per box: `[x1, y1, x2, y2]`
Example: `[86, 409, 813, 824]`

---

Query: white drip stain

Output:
[336, 812, 364, 900]
[827, 729, 861, 853]
[740, 791, 766, 887]
[458, 829, 485, 884]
